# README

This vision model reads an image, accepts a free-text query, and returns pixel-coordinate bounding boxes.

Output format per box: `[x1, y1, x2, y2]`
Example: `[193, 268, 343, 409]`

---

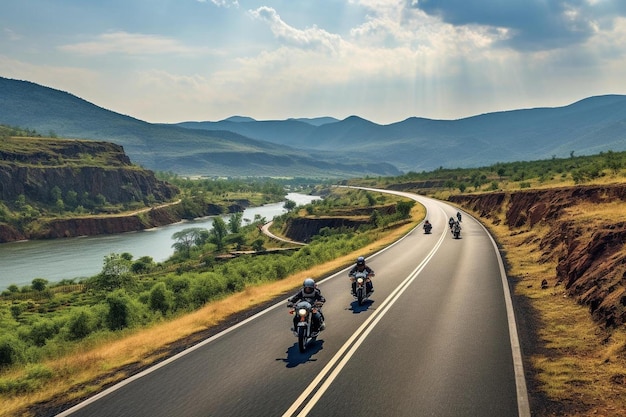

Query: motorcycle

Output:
[452, 223, 461, 239]
[423, 222, 432, 234]
[351, 270, 374, 305]
[288, 300, 324, 353]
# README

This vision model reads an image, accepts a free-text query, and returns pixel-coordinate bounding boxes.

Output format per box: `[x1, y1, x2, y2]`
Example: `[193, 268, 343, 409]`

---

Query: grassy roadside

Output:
[2, 203, 425, 417]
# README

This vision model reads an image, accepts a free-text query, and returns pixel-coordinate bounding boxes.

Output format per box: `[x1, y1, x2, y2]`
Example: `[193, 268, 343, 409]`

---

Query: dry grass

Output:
[468, 194, 626, 416]
[561, 200, 626, 223]
[1, 203, 425, 417]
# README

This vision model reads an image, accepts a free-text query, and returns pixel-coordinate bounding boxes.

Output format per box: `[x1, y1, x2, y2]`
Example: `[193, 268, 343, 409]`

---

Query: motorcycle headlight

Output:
[357, 277, 364, 284]
[298, 308, 308, 317]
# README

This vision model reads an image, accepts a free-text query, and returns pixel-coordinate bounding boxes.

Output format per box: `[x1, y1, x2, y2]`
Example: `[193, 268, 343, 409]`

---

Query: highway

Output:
[56, 190, 530, 417]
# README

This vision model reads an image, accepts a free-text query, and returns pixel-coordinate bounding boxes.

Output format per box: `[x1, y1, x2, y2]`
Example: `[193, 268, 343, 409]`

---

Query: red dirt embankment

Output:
[449, 184, 626, 328]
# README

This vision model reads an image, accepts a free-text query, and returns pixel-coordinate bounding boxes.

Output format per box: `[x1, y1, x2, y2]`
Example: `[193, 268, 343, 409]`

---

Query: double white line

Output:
[282, 226, 447, 417]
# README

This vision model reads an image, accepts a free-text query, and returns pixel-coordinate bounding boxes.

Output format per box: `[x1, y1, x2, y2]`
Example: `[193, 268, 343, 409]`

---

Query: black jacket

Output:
[349, 264, 374, 276]
[289, 288, 326, 305]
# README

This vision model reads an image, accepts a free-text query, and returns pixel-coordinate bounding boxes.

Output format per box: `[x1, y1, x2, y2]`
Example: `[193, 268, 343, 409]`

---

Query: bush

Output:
[0, 335, 26, 368]
[105, 290, 139, 331]
[31, 278, 48, 292]
[26, 318, 60, 347]
[149, 282, 174, 316]
[66, 308, 97, 340]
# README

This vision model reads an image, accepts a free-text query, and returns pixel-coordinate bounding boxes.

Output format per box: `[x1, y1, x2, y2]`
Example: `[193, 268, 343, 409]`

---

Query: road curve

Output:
[56, 189, 530, 417]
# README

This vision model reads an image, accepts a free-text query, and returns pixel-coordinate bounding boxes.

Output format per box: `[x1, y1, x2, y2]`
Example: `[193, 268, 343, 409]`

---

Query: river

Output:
[0, 193, 320, 290]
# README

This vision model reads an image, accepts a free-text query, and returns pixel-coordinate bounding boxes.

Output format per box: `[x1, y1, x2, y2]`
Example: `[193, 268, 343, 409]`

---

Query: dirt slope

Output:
[450, 184, 626, 328]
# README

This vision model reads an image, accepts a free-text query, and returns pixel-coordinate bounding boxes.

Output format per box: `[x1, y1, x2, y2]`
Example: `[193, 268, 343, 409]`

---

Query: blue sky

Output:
[2, 0, 625, 124]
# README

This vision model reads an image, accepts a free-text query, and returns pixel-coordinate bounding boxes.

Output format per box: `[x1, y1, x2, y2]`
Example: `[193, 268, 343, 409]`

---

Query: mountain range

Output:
[2, 76, 626, 178]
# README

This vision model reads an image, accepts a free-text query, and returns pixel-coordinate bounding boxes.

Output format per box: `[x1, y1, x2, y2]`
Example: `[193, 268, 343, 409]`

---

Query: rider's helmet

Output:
[303, 278, 316, 294]
[356, 256, 365, 266]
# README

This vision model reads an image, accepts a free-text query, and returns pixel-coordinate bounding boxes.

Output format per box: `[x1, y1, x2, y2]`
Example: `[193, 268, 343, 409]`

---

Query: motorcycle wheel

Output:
[297, 326, 307, 353]
[357, 288, 364, 305]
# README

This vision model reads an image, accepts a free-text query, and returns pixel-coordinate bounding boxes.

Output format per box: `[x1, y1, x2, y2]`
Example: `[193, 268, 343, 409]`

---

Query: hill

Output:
[177, 95, 626, 173]
[0, 77, 400, 178]
[0, 134, 182, 242]
[2, 76, 626, 176]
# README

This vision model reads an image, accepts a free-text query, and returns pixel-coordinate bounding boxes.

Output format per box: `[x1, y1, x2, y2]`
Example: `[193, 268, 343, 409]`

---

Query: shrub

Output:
[105, 290, 138, 331]
[66, 307, 97, 340]
[0, 335, 26, 368]
[148, 282, 173, 316]
[26, 318, 60, 346]
[31, 278, 48, 292]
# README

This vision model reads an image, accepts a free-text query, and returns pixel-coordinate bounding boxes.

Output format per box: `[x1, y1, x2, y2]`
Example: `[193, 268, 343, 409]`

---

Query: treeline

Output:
[366, 149, 626, 193]
[0, 124, 42, 139]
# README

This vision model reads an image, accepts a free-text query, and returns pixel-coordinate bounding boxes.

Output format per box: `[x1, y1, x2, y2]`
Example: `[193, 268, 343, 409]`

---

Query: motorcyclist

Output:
[449, 217, 456, 229]
[288, 278, 326, 334]
[452, 221, 462, 236]
[348, 256, 375, 295]
[456, 211, 462, 222]
[423, 219, 432, 232]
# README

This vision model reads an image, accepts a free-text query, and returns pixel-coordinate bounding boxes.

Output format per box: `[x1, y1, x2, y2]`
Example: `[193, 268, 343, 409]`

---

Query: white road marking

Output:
[282, 206, 448, 417]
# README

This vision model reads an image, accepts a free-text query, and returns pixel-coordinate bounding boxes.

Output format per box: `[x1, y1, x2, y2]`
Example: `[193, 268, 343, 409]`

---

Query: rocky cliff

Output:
[448, 184, 626, 328]
[282, 217, 371, 242]
[280, 203, 397, 242]
[0, 137, 178, 204]
[0, 136, 180, 242]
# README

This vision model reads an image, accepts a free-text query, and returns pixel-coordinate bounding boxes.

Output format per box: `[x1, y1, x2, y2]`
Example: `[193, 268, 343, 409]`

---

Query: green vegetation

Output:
[0, 130, 324, 238]
[4, 143, 626, 415]
[0, 124, 42, 139]
[0, 186, 413, 401]
[349, 149, 626, 193]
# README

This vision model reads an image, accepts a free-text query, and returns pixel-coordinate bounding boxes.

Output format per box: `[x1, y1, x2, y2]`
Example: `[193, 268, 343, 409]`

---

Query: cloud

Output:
[3, 28, 22, 41]
[58, 31, 210, 56]
[410, 0, 626, 51]
[249, 7, 344, 53]
[207, 0, 239, 7]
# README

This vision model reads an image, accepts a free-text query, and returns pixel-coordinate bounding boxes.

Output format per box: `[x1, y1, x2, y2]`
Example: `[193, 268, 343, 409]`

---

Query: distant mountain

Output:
[0, 77, 400, 178]
[2, 76, 626, 176]
[176, 95, 626, 173]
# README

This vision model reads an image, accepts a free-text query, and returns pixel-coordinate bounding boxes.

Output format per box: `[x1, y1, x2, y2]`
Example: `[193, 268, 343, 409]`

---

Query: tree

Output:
[604, 150, 622, 175]
[210, 217, 228, 251]
[31, 278, 48, 292]
[370, 209, 382, 227]
[50, 186, 62, 204]
[149, 282, 173, 316]
[0, 335, 26, 368]
[229, 212, 243, 233]
[171, 227, 205, 258]
[66, 190, 79, 210]
[66, 308, 97, 340]
[252, 239, 265, 252]
[396, 200, 415, 219]
[105, 290, 136, 330]
[283, 199, 296, 211]
[132, 256, 154, 274]
[15, 194, 26, 209]
[90, 253, 133, 291]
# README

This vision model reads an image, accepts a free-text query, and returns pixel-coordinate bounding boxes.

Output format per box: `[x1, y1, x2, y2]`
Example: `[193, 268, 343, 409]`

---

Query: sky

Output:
[1, 0, 626, 125]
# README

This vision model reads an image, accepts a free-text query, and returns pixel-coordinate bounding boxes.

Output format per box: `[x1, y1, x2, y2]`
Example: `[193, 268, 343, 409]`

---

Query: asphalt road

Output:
[56, 190, 530, 417]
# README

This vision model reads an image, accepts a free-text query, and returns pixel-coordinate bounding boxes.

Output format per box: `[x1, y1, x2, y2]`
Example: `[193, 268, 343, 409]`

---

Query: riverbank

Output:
[0, 199, 244, 243]
[0, 193, 318, 290]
